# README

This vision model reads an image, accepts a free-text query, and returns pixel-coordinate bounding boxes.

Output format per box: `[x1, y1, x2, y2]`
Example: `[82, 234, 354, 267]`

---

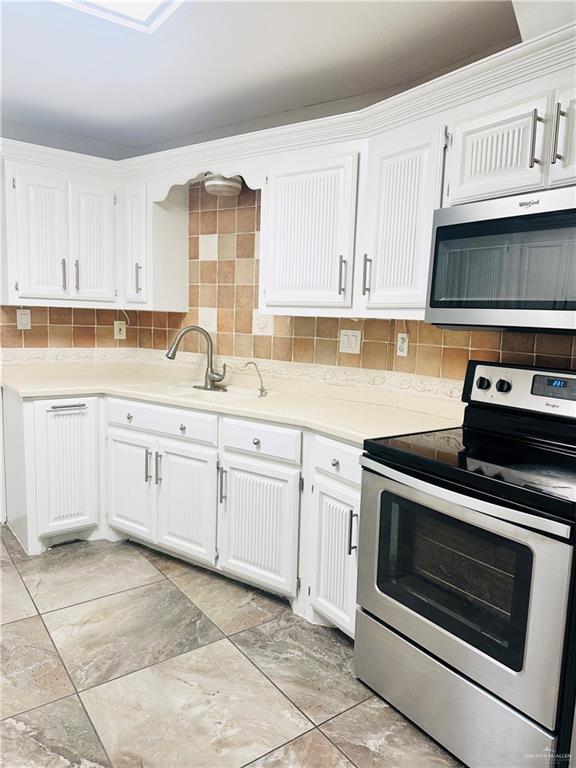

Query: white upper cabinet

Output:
[34, 398, 99, 537]
[5, 162, 69, 300]
[68, 175, 116, 301]
[118, 184, 147, 303]
[549, 86, 576, 188]
[260, 146, 359, 311]
[444, 94, 553, 204]
[356, 124, 444, 314]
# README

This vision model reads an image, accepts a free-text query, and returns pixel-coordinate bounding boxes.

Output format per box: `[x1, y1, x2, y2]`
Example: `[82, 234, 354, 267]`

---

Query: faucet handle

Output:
[210, 363, 227, 383]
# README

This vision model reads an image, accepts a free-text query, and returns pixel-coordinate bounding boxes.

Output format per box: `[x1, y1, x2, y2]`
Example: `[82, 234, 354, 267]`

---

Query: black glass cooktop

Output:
[364, 427, 576, 520]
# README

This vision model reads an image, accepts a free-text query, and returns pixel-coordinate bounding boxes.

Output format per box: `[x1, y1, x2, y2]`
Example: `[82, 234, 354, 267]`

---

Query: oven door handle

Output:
[361, 456, 571, 540]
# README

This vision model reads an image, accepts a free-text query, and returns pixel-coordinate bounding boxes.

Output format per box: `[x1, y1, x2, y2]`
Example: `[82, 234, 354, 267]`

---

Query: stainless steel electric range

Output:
[355, 360, 576, 768]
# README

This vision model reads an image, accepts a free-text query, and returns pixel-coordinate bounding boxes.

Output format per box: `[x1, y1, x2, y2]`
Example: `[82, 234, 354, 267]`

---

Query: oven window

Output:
[430, 210, 576, 310]
[377, 493, 533, 671]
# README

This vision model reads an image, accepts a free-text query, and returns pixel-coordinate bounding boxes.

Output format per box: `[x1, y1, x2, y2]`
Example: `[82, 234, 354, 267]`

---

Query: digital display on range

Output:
[532, 375, 576, 401]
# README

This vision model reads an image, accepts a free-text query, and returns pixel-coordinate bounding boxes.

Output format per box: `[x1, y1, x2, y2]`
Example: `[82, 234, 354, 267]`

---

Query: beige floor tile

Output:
[1, 564, 37, 625]
[81, 639, 310, 768]
[248, 730, 353, 767]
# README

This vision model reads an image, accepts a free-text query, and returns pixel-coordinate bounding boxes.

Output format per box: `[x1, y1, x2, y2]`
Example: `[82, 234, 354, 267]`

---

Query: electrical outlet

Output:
[16, 309, 31, 330]
[396, 332, 409, 357]
[339, 330, 362, 354]
[113, 320, 127, 340]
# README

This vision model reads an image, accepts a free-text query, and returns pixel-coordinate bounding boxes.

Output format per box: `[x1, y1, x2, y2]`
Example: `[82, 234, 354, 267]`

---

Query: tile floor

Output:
[0, 526, 461, 768]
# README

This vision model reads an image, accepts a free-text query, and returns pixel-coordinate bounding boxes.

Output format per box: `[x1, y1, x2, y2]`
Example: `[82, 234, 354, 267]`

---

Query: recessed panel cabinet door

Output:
[310, 477, 359, 638]
[549, 87, 576, 188]
[261, 150, 358, 309]
[107, 428, 155, 543]
[358, 125, 444, 311]
[34, 399, 99, 536]
[68, 177, 116, 301]
[156, 438, 217, 566]
[219, 455, 300, 596]
[445, 94, 553, 204]
[119, 184, 147, 303]
[6, 163, 69, 299]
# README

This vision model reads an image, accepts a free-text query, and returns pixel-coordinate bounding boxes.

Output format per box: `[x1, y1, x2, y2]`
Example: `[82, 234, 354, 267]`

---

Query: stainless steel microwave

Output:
[425, 187, 576, 331]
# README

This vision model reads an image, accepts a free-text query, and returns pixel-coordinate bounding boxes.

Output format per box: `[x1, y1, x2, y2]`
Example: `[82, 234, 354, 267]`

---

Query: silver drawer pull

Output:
[361, 253, 371, 296]
[528, 108, 543, 168]
[50, 403, 87, 411]
[61, 258, 67, 291]
[74, 259, 80, 292]
[144, 448, 152, 482]
[551, 101, 567, 165]
[347, 509, 358, 556]
[126, 413, 133, 421]
[135, 262, 143, 293]
[179, 424, 186, 432]
[219, 466, 227, 503]
[252, 438, 261, 447]
[338, 255, 346, 295]
[331, 458, 340, 469]
[155, 452, 162, 484]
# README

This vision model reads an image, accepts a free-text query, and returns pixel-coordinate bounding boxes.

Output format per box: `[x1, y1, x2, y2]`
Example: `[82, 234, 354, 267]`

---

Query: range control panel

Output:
[466, 362, 576, 419]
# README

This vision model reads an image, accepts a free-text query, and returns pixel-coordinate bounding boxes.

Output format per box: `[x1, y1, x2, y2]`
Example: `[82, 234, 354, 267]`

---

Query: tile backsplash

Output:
[2, 181, 575, 382]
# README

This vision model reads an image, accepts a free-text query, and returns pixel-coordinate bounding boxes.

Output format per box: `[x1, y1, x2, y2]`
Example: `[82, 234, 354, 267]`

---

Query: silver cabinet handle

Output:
[61, 258, 67, 291]
[528, 108, 543, 168]
[126, 413, 133, 422]
[361, 253, 371, 296]
[347, 509, 358, 556]
[144, 448, 152, 482]
[74, 259, 80, 292]
[331, 458, 340, 469]
[135, 262, 142, 293]
[179, 424, 186, 433]
[155, 452, 162, 484]
[551, 101, 567, 164]
[219, 466, 227, 503]
[338, 254, 346, 295]
[252, 438, 261, 447]
[50, 403, 87, 411]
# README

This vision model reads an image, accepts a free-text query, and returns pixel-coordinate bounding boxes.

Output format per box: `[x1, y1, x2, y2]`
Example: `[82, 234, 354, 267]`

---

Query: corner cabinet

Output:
[34, 398, 99, 536]
[260, 146, 359, 310]
[355, 123, 445, 315]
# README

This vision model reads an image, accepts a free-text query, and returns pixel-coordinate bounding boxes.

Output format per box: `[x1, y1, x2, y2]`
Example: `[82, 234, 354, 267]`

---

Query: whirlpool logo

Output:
[518, 199, 540, 208]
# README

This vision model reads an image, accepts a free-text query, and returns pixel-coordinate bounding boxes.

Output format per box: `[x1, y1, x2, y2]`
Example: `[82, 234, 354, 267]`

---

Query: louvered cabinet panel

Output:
[219, 455, 300, 596]
[156, 438, 217, 566]
[107, 428, 156, 542]
[311, 477, 359, 638]
[6, 162, 69, 299]
[446, 94, 552, 203]
[68, 176, 116, 301]
[261, 149, 358, 309]
[34, 398, 99, 536]
[119, 184, 148, 303]
[549, 86, 576, 188]
[359, 125, 444, 311]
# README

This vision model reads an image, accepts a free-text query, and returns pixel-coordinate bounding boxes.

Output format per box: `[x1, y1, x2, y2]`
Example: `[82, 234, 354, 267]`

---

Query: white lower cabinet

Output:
[310, 474, 360, 637]
[34, 398, 99, 536]
[107, 428, 156, 543]
[218, 454, 300, 597]
[156, 437, 217, 566]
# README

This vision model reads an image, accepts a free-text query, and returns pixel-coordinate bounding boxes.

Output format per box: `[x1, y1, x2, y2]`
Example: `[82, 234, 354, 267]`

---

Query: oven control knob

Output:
[475, 377, 491, 391]
[496, 379, 512, 393]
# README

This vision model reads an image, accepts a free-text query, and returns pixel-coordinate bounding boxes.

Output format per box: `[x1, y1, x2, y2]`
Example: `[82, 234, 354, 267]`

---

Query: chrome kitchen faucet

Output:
[166, 325, 227, 391]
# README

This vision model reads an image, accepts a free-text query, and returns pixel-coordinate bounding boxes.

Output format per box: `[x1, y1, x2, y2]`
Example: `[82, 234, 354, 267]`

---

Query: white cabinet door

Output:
[357, 124, 444, 313]
[68, 176, 116, 301]
[310, 476, 359, 637]
[446, 94, 553, 204]
[34, 398, 99, 536]
[6, 162, 69, 300]
[549, 87, 576, 188]
[119, 184, 147, 303]
[219, 454, 300, 596]
[156, 438, 217, 566]
[107, 428, 156, 543]
[260, 148, 358, 310]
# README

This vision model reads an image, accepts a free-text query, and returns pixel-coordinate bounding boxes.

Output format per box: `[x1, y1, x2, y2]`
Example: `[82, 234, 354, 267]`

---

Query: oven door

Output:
[358, 458, 573, 730]
[424, 188, 576, 331]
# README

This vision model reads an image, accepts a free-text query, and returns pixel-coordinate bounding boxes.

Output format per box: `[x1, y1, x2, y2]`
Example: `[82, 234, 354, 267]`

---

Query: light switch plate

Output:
[339, 329, 362, 354]
[114, 320, 127, 340]
[16, 309, 31, 330]
[396, 333, 409, 357]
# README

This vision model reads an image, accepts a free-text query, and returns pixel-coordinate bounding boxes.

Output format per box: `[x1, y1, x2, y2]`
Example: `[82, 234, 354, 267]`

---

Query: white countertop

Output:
[1, 360, 465, 445]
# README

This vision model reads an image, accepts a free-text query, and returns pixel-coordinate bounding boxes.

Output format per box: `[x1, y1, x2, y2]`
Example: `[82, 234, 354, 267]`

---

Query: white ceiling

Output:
[1, 1, 526, 159]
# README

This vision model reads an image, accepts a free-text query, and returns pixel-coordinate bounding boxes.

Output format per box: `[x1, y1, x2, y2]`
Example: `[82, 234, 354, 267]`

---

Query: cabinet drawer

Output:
[313, 435, 361, 485]
[107, 398, 217, 446]
[222, 417, 301, 464]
